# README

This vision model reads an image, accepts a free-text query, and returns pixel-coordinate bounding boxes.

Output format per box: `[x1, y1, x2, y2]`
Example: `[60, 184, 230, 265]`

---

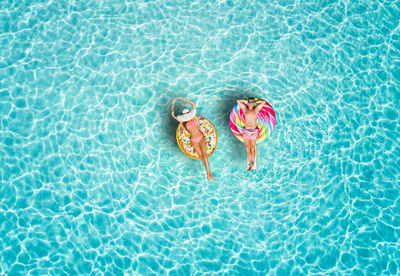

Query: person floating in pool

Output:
[171, 97, 216, 180]
[237, 97, 266, 171]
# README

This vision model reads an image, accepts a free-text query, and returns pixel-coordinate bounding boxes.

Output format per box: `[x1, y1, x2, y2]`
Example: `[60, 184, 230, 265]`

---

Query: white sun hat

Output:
[177, 108, 196, 122]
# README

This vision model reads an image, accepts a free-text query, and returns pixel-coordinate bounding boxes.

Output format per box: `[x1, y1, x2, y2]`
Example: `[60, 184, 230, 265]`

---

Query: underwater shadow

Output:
[157, 88, 263, 159]
[156, 92, 182, 155]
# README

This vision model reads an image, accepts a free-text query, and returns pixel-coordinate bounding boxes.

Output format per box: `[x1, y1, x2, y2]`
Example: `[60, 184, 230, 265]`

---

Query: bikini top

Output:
[185, 118, 198, 130]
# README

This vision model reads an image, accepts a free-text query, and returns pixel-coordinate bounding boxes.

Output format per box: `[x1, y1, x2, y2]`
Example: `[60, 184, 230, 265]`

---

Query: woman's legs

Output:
[192, 139, 215, 180]
[200, 138, 215, 180]
[192, 142, 206, 166]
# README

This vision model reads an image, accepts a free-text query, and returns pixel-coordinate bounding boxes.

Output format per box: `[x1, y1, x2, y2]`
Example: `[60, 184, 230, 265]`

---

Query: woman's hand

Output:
[172, 97, 196, 110]
[180, 97, 196, 108]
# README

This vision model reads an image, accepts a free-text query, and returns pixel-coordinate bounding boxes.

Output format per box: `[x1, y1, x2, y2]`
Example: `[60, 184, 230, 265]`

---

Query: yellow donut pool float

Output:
[176, 116, 218, 160]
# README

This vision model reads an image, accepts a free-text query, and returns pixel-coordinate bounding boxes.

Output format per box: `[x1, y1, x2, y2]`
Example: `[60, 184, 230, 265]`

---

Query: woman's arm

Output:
[171, 113, 179, 121]
[180, 97, 196, 109]
[171, 98, 179, 121]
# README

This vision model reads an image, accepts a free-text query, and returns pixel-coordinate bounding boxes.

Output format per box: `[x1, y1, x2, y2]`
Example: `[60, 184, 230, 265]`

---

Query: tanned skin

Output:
[172, 97, 216, 180]
[237, 98, 266, 171]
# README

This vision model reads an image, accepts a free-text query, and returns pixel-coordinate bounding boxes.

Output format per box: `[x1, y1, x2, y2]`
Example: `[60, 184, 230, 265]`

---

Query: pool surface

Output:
[1, 0, 400, 275]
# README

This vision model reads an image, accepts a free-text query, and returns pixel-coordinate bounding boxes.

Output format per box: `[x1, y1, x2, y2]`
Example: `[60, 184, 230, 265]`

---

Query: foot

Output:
[207, 171, 216, 181]
[247, 161, 252, 172]
[248, 161, 255, 172]
[210, 172, 216, 180]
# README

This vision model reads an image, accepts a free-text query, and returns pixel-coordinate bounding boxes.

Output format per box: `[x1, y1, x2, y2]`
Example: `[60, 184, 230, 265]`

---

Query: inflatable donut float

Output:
[176, 116, 218, 159]
[229, 98, 276, 143]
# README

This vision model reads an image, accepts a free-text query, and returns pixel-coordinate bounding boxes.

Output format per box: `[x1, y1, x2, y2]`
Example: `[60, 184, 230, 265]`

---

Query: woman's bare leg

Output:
[200, 139, 215, 180]
[193, 141, 213, 180]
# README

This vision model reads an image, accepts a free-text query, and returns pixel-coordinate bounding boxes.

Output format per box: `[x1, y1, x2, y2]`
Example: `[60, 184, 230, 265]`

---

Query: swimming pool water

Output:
[1, 0, 400, 275]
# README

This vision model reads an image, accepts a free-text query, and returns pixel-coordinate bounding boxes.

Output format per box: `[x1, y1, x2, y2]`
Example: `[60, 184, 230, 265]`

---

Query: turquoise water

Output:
[1, 0, 400, 274]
